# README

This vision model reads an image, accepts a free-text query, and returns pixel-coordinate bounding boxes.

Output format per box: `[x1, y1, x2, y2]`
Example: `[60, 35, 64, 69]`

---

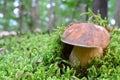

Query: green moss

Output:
[1, 25, 120, 79]
[0, 26, 76, 79]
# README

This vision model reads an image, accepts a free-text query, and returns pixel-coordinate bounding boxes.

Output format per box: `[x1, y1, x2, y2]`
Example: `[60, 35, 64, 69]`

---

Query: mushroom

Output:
[61, 23, 110, 67]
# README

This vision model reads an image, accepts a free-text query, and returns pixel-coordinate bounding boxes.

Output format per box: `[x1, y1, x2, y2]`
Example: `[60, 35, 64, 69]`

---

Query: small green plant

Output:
[80, 9, 108, 28]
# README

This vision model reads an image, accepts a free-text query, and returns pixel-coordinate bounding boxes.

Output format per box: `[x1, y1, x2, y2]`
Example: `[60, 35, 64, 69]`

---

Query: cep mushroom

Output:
[61, 23, 110, 67]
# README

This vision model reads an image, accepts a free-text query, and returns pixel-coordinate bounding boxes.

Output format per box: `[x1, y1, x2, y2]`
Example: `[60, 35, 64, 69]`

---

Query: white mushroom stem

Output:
[69, 46, 103, 67]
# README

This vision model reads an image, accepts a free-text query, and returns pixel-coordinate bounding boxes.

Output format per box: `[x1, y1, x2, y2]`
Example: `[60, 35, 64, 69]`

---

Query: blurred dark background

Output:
[0, 0, 118, 33]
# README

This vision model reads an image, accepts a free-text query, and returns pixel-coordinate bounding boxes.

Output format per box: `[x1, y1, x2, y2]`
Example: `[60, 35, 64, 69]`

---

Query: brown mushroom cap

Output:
[61, 23, 110, 48]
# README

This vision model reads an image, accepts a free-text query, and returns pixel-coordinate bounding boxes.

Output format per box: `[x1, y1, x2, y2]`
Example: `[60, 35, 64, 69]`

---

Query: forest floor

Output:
[0, 27, 120, 79]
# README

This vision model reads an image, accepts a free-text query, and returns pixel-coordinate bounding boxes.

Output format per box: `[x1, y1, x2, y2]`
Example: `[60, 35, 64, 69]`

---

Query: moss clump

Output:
[0, 26, 77, 80]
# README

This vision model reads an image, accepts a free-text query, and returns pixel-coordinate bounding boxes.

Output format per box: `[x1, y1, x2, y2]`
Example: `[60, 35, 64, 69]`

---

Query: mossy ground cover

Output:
[0, 27, 120, 80]
[0, 27, 76, 80]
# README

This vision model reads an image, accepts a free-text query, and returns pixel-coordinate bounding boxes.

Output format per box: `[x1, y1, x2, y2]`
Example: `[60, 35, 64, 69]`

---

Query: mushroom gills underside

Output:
[69, 46, 103, 67]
